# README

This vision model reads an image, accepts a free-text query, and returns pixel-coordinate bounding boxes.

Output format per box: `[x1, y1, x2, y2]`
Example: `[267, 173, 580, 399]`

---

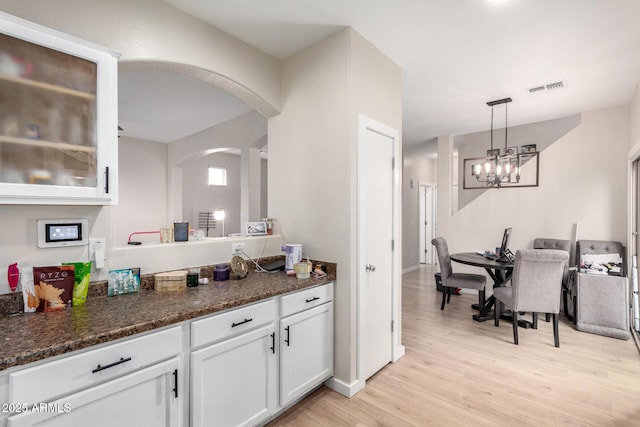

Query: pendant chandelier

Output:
[471, 97, 519, 187]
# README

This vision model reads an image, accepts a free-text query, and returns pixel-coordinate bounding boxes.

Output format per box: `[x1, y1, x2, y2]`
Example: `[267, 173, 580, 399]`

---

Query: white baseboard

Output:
[393, 344, 405, 362]
[324, 377, 365, 398]
[402, 265, 419, 274]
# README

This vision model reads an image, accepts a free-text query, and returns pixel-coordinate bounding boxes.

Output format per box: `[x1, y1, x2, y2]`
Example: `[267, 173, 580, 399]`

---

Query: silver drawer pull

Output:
[92, 357, 132, 374]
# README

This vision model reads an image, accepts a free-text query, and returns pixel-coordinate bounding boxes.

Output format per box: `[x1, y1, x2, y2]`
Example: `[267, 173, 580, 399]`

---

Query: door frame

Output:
[419, 181, 437, 264]
[627, 143, 640, 337]
[628, 154, 640, 334]
[356, 114, 405, 392]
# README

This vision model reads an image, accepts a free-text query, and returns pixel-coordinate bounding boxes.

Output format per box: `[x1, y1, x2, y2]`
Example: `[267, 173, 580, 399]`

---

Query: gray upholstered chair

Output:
[533, 238, 572, 320]
[573, 240, 630, 340]
[493, 249, 568, 347]
[431, 237, 486, 311]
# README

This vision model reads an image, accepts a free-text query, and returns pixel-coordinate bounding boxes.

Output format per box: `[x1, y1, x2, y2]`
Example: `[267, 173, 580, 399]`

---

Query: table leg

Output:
[472, 295, 495, 322]
[470, 267, 531, 328]
[471, 267, 505, 322]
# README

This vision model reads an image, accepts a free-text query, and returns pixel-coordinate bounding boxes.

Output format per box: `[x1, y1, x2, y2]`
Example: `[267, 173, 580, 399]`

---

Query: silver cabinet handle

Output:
[365, 264, 376, 272]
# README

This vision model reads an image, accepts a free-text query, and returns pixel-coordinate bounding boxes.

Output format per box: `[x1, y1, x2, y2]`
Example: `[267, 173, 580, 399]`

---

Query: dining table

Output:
[450, 252, 533, 328]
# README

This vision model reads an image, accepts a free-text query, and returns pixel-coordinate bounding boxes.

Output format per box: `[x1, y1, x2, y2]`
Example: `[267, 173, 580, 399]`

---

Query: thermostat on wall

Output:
[37, 219, 89, 248]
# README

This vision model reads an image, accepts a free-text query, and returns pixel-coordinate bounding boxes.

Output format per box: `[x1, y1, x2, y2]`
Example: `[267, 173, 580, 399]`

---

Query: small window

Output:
[208, 166, 227, 186]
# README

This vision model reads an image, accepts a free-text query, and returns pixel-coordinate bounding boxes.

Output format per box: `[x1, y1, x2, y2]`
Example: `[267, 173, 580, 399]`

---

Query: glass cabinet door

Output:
[0, 12, 118, 204]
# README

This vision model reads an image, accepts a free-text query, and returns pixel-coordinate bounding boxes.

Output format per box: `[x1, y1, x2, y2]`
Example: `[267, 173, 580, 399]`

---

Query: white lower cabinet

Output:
[6, 326, 182, 427]
[7, 357, 181, 427]
[189, 283, 334, 426]
[189, 299, 277, 427]
[190, 324, 277, 427]
[279, 284, 334, 406]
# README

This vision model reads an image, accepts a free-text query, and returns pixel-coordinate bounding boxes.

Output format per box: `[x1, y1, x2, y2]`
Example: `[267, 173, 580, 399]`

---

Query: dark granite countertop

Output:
[0, 261, 335, 372]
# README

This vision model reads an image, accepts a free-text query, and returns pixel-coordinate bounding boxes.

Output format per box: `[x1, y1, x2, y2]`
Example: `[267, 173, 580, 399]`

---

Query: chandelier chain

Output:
[490, 105, 494, 151]
[504, 102, 508, 151]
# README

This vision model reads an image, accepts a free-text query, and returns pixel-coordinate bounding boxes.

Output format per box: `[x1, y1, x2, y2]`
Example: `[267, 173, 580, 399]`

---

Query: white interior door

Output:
[358, 116, 396, 380]
[419, 184, 436, 264]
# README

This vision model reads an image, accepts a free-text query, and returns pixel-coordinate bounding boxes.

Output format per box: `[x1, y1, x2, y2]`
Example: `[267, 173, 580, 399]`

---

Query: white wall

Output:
[631, 82, 640, 147]
[402, 154, 437, 270]
[437, 106, 629, 272]
[269, 28, 401, 391]
[455, 114, 581, 210]
[169, 111, 267, 166]
[114, 137, 168, 246]
[182, 152, 241, 237]
[269, 29, 351, 380]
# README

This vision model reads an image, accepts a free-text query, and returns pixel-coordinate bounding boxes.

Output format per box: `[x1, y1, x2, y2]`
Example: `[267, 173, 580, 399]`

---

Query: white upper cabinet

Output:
[0, 12, 119, 205]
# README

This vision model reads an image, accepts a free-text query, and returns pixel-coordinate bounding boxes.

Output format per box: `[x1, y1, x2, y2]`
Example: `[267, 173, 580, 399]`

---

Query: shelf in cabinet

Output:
[0, 135, 96, 152]
[0, 73, 95, 100]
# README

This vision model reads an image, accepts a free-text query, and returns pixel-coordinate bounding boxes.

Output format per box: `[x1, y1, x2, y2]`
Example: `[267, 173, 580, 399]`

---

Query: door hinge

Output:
[391, 240, 394, 251]
[391, 320, 394, 332]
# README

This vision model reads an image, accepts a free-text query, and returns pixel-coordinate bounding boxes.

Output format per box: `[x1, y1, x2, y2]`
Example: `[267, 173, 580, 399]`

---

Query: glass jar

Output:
[262, 218, 273, 235]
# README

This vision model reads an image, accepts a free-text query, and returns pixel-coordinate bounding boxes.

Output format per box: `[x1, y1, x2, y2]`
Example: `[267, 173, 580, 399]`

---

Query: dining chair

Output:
[431, 237, 486, 311]
[572, 240, 630, 340]
[493, 249, 568, 347]
[532, 238, 572, 321]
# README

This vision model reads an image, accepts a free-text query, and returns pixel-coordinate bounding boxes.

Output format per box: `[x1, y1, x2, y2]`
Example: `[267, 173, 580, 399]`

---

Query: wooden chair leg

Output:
[573, 295, 578, 325]
[532, 312, 538, 329]
[553, 313, 560, 347]
[495, 300, 501, 327]
[545, 313, 550, 322]
[440, 288, 446, 310]
[447, 287, 452, 303]
[512, 311, 519, 345]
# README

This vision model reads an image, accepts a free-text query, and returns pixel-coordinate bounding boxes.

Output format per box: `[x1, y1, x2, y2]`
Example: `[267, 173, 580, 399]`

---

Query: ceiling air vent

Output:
[528, 85, 546, 95]
[527, 80, 567, 96]
[546, 81, 565, 91]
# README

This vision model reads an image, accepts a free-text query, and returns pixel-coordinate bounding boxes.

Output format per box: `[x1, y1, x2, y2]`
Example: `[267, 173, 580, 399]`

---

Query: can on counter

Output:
[214, 264, 230, 281]
[187, 273, 199, 287]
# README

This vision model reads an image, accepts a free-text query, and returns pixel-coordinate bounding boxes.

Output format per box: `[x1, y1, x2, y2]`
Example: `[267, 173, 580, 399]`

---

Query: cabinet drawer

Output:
[9, 326, 181, 404]
[191, 299, 276, 348]
[281, 282, 334, 318]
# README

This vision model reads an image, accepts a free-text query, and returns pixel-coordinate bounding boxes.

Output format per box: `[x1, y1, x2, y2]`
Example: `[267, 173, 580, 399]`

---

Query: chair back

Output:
[512, 249, 568, 313]
[431, 237, 452, 284]
[533, 238, 572, 285]
[576, 240, 626, 276]
[532, 238, 571, 252]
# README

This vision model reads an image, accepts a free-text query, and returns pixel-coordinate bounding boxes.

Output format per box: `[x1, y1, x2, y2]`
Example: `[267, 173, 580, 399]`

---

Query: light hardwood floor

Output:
[269, 264, 640, 426]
